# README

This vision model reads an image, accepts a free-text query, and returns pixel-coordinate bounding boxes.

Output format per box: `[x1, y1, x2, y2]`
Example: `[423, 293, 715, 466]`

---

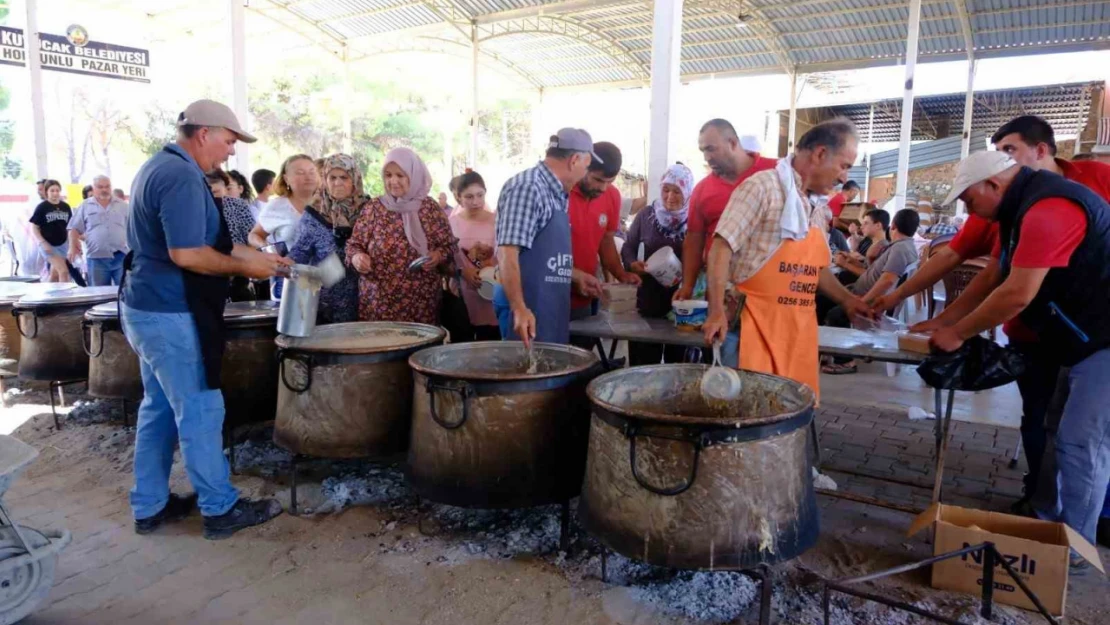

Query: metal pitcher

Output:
[276, 253, 346, 338]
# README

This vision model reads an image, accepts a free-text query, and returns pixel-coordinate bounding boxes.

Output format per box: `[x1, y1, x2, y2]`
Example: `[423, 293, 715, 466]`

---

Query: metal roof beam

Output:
[348, 37, 544, 88]
[768, 1, 949, 24]
[950, 0, 975, 60]
[694, 0, 795, 74]
[307, 2, 431, 25]
[473, 0, 643, 25]
[477, 15, 649, 80]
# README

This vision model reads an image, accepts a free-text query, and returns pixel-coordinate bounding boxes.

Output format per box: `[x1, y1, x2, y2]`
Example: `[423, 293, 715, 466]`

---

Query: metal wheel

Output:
[0, 527, 55, 625]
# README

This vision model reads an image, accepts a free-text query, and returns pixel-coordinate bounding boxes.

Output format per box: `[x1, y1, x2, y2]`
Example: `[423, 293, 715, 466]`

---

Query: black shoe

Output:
[1098, 517, 1110, 549]
[134, 493, 198, 535]
[1009, 496, 1036, 518]
[202, 498, 283, 541]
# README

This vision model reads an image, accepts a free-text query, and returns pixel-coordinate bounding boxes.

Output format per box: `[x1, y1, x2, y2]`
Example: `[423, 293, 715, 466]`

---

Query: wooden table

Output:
[569, 314, 958, 506]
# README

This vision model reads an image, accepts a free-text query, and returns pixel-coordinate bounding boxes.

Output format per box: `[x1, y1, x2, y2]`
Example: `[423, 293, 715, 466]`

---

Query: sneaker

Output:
[1098, 517, 1110, 549]
[202, 498, 283, 541]
[134, 493, 198, 535]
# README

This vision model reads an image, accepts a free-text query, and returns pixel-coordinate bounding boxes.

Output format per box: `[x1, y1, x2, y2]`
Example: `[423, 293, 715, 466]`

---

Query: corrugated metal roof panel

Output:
[847, 131, 990, 180]
[262, 0, 1110, 88]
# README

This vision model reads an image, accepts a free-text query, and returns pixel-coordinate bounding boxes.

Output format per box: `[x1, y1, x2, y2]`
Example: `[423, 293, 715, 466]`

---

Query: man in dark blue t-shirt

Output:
[123, 99, 289, 540]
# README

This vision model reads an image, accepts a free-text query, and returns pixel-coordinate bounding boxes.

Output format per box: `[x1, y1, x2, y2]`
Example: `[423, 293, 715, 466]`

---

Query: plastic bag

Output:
[915, 336, 1027, 391]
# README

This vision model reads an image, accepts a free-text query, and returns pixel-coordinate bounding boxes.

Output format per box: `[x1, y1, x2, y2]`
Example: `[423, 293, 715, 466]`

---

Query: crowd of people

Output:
[16, 96, 1105, 553]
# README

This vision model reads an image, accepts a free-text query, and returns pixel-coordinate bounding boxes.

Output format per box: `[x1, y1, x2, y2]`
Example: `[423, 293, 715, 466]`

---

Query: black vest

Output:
[997, 167, 1110, 365]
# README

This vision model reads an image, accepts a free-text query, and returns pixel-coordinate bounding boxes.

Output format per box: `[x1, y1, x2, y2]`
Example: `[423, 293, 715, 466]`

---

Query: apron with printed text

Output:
[734, 226, 829, 400]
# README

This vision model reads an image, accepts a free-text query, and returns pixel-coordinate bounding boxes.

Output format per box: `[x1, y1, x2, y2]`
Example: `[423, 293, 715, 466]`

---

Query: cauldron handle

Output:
[11, 309, 37, 339]
[81, 320, 104, 358]
[626, 425, 702, 496]
[426, 378, 473, 430]
[277, 349, 313, 393]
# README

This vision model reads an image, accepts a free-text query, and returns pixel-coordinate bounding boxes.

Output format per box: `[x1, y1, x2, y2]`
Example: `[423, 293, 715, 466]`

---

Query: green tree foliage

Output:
[127, 106, 178, 159]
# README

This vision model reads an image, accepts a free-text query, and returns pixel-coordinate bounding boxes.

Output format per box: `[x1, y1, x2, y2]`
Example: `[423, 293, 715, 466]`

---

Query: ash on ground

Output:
[66, 398, 127, 426]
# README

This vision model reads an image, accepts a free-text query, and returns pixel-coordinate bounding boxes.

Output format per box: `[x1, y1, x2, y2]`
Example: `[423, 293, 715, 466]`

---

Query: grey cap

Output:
[177, 99, 257, 144]
[549, 128, 603, 164]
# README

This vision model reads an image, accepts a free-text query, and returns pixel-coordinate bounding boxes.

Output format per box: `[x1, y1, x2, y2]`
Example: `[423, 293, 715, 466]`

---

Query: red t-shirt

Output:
[828, 192, 847, 218]
[569, 184, 621, 309]
[992, 199, 1088, 343]
[948, 214, 999, 260]
[1057, 158, 1110, 203]
[688, 156, 777, 259]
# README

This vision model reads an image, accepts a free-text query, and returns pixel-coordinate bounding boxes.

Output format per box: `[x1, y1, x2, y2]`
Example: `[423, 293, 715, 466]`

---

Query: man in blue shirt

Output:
[123, 99, 289, 540]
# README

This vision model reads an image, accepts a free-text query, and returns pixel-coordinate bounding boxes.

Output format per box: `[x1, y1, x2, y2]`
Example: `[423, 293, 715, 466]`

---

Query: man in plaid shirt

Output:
[493, 128, 604, 346]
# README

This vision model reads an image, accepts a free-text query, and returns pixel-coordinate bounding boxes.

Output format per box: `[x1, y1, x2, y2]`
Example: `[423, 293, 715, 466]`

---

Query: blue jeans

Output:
[1034, 346, 1110, 543]
[721, 331, 739, 368]
[88, 251, 125, 286]
[121, 303, 238, 519]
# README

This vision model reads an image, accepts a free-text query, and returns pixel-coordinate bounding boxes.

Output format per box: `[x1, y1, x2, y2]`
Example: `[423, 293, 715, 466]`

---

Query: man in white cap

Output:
[928, 150, 1110, 552]
[494, 128, 604, 347]
[122, 99, 290, 540]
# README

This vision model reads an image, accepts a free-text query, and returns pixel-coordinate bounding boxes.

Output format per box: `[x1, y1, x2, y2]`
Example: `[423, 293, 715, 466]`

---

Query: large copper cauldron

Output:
[13, 286, 118, 381]
[220, 301, 281, 431]
[581, 364, 818, 570]
[406, 342, 600, 508]
[0, 280, 45, 377]
[83, 302, 142, 400]
[273, 322, 446, 458]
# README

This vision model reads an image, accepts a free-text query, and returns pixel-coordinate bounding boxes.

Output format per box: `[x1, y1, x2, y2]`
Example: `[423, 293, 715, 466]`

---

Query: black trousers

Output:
[1011, 340, 1060, 498]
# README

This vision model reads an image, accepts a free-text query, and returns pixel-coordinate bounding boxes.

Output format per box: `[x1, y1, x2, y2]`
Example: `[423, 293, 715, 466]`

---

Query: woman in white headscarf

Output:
[347, 147, 458, 324]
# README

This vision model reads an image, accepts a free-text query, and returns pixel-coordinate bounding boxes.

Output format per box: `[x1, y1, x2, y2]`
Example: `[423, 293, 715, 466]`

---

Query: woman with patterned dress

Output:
[206, 170, 260, 301]
[347, 148, 458, 324]
[287, 154, 365, 324]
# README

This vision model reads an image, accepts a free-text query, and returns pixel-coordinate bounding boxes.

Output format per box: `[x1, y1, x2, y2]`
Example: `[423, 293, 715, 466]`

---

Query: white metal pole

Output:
[894, 0, 923, 212]
[864, 104, 875, 202]
[229, 0, 250, 172]
[960, 60, 976, 159]
[25, 0, 47, 178]
[646, 0, 684, 202]
[342, 46, 353, 154]
[787, 72, 798, 153]
[470, 23, 479, 167]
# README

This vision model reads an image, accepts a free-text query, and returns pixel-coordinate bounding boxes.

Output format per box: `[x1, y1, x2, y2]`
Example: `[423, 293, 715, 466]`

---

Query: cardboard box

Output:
[897, 332, 931, 354]
[836, 202, 877, 226]
[908, 504, 1104, 616]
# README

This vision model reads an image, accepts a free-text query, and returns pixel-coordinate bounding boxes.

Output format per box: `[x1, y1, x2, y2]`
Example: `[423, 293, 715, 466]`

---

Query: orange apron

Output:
[735, 226, 829, 400]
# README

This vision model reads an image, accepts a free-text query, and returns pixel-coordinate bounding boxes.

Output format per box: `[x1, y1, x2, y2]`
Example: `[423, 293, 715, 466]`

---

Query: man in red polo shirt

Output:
[884, 115, 1110, 520]
[568, 141, 639, 319]
[674, 119, 777, 306]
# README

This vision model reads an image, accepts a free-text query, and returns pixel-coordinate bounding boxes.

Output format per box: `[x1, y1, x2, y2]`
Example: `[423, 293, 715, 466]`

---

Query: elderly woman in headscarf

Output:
[287, 154, 367, 324]
[347, 147, 458, 324]
[621, 163, 695, 365]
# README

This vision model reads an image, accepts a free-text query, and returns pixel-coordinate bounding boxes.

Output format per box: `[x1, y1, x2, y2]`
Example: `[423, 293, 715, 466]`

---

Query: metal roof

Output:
[808, 81, 1099, 142]
[246, 0, 1110, 89]
[847, 130, 989, 180]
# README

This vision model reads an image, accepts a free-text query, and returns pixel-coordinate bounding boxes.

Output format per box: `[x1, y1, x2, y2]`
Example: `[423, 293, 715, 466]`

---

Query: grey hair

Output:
[92, 174, 111, 185]
[796, 118, 858, 154]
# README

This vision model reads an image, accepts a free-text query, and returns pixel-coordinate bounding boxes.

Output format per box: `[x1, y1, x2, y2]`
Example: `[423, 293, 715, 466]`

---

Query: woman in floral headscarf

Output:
[621, 163, 695, 365]
[288, 153, 367, 324]
[347, 147, 458, 324]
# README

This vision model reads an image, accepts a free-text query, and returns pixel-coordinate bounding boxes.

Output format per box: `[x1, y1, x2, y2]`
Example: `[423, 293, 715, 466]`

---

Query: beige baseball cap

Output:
[942, 151, 1017, 206]
[176, 99, 257, 144]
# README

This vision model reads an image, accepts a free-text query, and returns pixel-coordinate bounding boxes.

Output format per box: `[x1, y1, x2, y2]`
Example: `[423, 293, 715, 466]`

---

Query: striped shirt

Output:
[714, 168, 831, 284]
[495, 161, 568, 249]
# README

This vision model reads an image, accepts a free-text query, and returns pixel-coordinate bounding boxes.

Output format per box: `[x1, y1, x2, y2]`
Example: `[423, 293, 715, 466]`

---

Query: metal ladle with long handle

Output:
[701, 341, 742, 401]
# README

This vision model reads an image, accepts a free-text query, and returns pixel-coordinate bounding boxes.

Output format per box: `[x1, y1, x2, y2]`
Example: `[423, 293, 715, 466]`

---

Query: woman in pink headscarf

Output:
[347, 147, 459, 324]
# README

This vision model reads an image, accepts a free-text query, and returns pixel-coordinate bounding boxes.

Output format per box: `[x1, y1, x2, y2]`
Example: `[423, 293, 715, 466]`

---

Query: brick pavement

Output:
[814, 401, 1027, 513]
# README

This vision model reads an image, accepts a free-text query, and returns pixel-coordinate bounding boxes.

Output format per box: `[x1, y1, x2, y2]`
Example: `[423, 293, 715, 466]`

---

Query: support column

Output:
[228, 0, 250, 172]
[957, 59, 976, 216]
[894, 0, 923, 212]
[646, 0, 683, 203]
[864, 104, 875, 202]
[960, 60, 976, 159]
[469, 22, 479, 167]
[787, 72, 798, 154]
[342, 46, 353, 154]
[25, 0, 47, 178]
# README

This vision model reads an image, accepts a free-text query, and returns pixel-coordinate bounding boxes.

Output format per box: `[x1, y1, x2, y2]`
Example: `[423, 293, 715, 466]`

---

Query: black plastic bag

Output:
[916, 336, 1027, 391]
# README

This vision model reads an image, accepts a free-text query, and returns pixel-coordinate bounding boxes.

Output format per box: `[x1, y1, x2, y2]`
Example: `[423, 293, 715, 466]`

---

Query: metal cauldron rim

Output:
[275, 321, 446, 354]
[13, 286, 118, 310]
[587, 363, 815, 429]
[408, 341, 598, 382]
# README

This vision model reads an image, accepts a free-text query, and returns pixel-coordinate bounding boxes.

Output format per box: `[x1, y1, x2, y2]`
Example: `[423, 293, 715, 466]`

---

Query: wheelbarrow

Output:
[0, 435, 70, 624]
